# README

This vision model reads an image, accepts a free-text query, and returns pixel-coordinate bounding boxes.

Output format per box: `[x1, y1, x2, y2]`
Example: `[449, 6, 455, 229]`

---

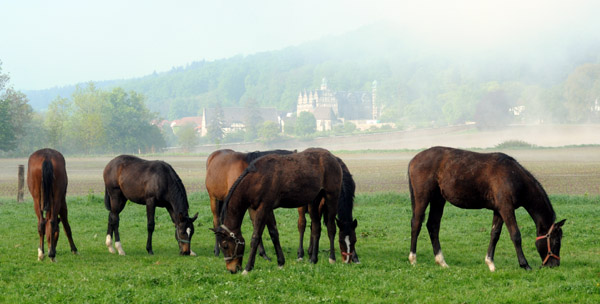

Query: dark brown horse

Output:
[408, 146, 566, 271]
[27, 148, 78, 262]
[297, 156, 359, 264]
[213, 148, 342, 274]
[205, 149, 295, 259]
[103, 155, 198, 256]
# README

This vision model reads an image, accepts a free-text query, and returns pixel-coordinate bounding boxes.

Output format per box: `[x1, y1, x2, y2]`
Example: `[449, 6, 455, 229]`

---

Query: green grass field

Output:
[1, 192, 599, 303]
[1, 148, 599, 303]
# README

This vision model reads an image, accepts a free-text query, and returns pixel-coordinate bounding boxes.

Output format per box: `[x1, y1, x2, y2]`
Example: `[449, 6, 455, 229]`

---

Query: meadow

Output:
[0, 147, 599, 303]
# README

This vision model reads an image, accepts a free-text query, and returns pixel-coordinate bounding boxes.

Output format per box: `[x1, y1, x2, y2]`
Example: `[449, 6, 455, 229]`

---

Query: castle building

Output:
[296, 78, 378, 131]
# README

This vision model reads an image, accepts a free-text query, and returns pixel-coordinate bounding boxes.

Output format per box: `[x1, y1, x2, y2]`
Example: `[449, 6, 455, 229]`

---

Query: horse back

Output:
[27, 149, 68, 214]
[205, 149, 247, 201]
[409, 146, 531, 209]
[247, 149, 342, 209]
[104, 155, 173, 204]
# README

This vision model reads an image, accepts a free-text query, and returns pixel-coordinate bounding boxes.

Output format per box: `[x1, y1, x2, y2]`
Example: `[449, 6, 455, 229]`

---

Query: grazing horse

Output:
[27, 148, 78, 262]
[297, 156, 360, 264]
[408, 146, 566, 271]
[205, 149, 295, 259]
[103, 155, 198, 256]
[213, 148, 342, 274]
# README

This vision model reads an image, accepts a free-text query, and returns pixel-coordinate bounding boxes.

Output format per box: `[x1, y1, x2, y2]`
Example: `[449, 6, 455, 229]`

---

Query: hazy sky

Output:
[1, 0, 598, 91]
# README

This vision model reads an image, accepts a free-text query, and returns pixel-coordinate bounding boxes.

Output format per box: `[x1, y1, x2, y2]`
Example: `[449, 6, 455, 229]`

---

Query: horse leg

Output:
[59, 203, 78, 254]
[47, 214, 60, 262]
[325, 201, 337, 264]
[249, 208, 271, 261]
[308, 203, 322, 264]
[145, 199, 156, 255]
[210, 196, 221, 257]
[243, 206, 268, 275]
[265, 211, 285, 268]
[499, 209, 531, 270]
[297, 207, 307, 261]
[106, 193, 126, 255]
[37, 216, 46, 261]
[426, 197, 448, 268]
[409, 195, 429, 265]
[485, 212, 504, 272]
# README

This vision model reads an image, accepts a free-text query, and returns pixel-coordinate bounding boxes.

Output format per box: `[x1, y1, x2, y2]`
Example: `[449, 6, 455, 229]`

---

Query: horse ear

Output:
[352, 219, 358, 229]
[556, 219, 566, 228]
[191, 212, 199, 222]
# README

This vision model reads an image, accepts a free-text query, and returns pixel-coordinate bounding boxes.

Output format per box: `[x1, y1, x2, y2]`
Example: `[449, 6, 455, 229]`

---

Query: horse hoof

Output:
[72, 251, 79, 255]
[329, 258, 335, 264]
[409, 252, 417, 265]
[190, 250, 197, 256]
[242, 270, 249, 275]
[108, 247, 116, 254]
[50, 257, 56, 263]
[297, 257, 303, 262]
[278, 265, 284, 270]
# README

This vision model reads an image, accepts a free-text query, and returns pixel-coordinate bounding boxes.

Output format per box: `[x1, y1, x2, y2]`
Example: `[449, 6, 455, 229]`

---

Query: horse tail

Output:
[41, 159, 54, 214]
[407, 166, 415, 209]
[221, 162, 257, 223]
[104, 188, 111, 211]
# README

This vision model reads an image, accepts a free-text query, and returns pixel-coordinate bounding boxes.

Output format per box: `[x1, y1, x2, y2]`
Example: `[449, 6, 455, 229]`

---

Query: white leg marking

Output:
[241, 270, 249, 275]
[435, 252, 449, 268]
[190, 250, 197, 256]
[344, 236, 351, 264]
[106, 235, 116, 254]
[38, 248, 44, 261]
[115, 241, 125, 256]
[409, 252, 417, 265]
[297, 257, 303, 262]
[485, 256, 496, 272]
[329, 258, 336, 264]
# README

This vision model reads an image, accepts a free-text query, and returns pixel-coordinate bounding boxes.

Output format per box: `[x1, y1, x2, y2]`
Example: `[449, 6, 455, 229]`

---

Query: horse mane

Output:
[244, 149, 294, 163]
[500, 154, 556, 222]
[336, 158, 356, 222]
[220, 160, 259, 223]
[164, 162, 190, 217]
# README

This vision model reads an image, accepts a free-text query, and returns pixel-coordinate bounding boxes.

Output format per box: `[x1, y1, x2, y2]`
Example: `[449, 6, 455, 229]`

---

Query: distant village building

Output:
[201, 107, 280, 137]
[170, 116, 203, 133]
[296, 78, 379, 131]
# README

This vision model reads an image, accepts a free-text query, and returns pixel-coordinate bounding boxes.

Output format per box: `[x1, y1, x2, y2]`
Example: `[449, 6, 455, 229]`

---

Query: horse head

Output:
[535, 219, 566, 267]
[211, 225, 245, 273]
[336, 218, 359, 264]
[175, 212, 198, 255]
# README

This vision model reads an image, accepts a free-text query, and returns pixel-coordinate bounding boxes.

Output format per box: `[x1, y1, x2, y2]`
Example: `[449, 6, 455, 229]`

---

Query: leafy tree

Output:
[68, 83, 107, 154]
[0, 62, 33, 152]
[177, 123, 198, 152]
[295, 111, 316, 137]
[474, 90, 513, 130]
[243, 98, 263, 141]
[563, 63, 600, 123]
[103, 87, 162, 153]
[258, 121, 280, 143]
[45, 96, 72, 150]
[206, 101, 225, 145]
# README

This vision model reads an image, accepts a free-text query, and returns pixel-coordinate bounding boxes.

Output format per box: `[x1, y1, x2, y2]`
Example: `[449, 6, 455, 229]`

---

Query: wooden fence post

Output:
[17, 165, 24, 203]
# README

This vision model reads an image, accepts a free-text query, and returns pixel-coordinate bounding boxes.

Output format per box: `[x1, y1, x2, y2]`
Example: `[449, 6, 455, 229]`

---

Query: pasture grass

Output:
[1, 192, 599, 303]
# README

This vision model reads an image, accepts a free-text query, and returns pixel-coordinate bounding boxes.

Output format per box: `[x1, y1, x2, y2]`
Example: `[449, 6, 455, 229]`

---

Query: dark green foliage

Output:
[495, 140, 536, 149]
[295, 112, 316, 136]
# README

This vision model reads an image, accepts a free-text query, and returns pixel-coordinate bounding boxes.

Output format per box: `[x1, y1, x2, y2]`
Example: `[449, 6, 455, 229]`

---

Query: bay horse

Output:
[205, 149, 295, 260]
[103, 155, 198, 256]
[297, 156, 360, 264]
[408, 146, 566, 271]
[27, 148, 78, 262]
[213, 148, 342, 274]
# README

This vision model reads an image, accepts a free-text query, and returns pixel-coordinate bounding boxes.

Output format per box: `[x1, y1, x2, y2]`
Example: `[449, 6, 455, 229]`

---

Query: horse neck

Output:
[524, 195, 556, 236]
[221, 193, 247, 232]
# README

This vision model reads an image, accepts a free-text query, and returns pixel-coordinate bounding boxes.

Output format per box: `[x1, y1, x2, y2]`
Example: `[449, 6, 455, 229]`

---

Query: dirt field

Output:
[1, 146, 600, 199]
